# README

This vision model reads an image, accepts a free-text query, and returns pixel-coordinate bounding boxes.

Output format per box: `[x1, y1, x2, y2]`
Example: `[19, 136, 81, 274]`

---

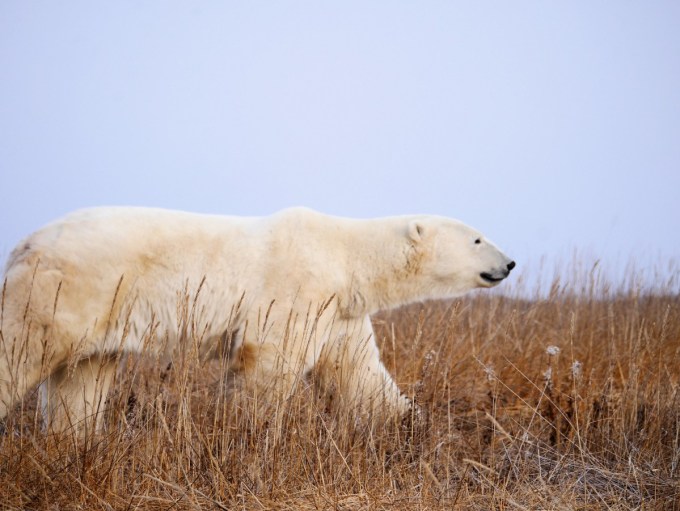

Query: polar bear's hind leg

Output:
[39, 354, 118, 435]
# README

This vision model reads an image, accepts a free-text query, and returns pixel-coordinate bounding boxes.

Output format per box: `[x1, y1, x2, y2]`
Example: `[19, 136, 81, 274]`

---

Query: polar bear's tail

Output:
[0, 262, 60, 422]
[0, 305, 47, 421]
[0, 318, 32, 421]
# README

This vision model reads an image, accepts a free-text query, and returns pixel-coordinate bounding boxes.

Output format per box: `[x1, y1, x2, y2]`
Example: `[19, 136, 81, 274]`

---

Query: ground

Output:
[0, 271, 678, 510]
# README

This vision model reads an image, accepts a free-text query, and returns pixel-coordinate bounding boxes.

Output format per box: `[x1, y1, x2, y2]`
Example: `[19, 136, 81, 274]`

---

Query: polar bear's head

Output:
[408, 217, 515, 298]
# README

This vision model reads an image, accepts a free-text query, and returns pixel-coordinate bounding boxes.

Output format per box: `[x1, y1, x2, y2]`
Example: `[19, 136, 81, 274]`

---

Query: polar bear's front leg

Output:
[316, 316, 411, 418]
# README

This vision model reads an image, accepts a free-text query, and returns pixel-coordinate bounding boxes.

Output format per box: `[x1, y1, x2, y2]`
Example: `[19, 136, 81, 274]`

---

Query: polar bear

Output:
[0, 207, 514, 433]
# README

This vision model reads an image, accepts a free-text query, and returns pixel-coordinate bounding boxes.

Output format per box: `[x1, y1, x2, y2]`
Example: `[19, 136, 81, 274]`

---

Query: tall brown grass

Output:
[1, 261, 678, 510]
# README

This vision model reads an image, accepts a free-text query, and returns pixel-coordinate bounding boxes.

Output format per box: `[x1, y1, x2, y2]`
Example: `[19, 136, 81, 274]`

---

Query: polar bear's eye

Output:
[474, 238, 481, 245]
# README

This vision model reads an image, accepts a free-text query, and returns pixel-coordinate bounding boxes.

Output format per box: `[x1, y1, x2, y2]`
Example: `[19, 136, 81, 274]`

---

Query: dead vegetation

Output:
[1, 264, 679, 510]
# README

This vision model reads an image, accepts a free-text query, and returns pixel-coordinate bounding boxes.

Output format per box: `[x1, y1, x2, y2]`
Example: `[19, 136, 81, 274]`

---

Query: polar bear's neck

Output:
[339, 218, 431, 317]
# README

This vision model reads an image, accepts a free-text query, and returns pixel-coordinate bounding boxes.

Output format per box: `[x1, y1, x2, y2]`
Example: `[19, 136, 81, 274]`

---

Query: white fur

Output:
[0, 207, 514, 431]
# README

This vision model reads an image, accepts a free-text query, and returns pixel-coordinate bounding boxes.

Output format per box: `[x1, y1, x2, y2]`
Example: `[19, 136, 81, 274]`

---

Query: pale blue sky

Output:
[1, 2, 679, 289]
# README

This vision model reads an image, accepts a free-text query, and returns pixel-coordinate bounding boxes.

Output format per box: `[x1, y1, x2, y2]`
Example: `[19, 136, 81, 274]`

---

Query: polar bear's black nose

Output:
[507, 261, 516, 272]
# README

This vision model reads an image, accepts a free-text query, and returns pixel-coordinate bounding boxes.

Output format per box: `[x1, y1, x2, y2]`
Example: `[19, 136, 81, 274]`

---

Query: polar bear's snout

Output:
[480, 260, 516, 285]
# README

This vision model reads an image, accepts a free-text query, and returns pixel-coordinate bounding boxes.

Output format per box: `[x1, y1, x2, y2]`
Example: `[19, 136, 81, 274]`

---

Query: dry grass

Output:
[1, 263, 679, 510]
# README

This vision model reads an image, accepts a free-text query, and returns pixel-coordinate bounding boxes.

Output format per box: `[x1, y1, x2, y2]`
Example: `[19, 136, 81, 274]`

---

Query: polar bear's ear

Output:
[408, 220, 425, 243]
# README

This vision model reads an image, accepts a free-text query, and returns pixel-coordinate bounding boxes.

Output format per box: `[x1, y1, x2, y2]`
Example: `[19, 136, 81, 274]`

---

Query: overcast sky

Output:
[1, 2, 679, 291]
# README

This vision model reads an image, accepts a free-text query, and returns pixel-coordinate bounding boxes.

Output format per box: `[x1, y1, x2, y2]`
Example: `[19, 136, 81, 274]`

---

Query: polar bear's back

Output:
[7, 207, 258, 272]
[3, 207, 266, 350]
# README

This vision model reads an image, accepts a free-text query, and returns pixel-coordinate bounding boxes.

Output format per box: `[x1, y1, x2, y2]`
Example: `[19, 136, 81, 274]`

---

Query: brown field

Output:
[1, 264, 679, 510]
